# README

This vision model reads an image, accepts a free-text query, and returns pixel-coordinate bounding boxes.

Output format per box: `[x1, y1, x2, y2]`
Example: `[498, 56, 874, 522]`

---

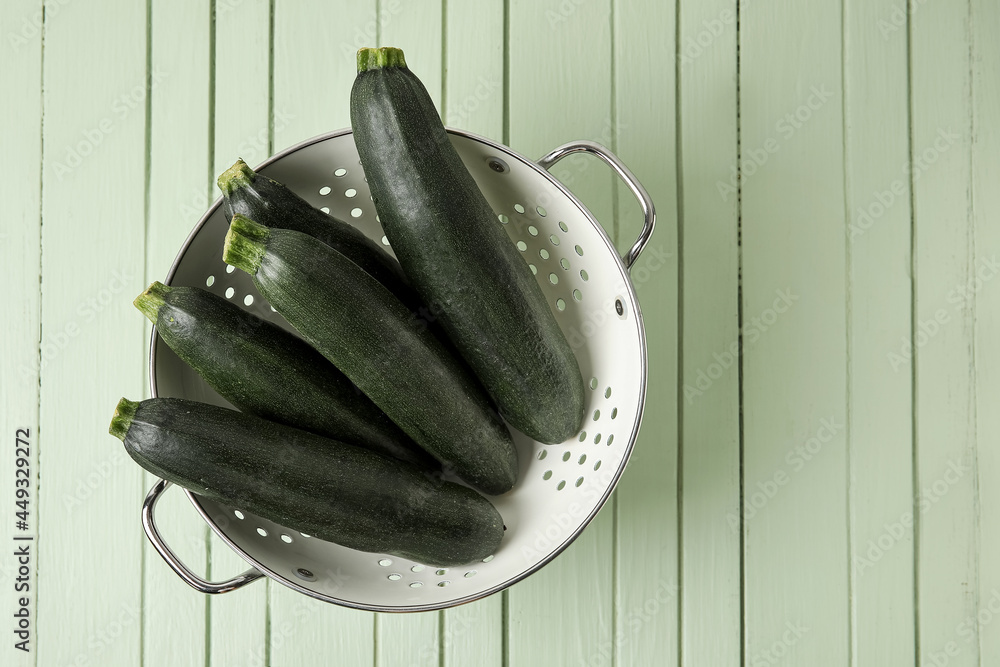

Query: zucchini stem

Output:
[134, 281, 171, 323]
[217, 159, 256, 196]
[357, 47, 406, 73]
[223, 214, 270, 275]
[109, 398, 139, 441]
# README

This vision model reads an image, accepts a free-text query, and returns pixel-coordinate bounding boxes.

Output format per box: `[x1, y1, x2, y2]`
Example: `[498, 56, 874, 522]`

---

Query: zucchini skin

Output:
[137, 282, 437, 470]
[112, 397, 504, 566]
[218, 159, 421, 310]
[224, 217, 518, 496]
[350, 49, 585, 444]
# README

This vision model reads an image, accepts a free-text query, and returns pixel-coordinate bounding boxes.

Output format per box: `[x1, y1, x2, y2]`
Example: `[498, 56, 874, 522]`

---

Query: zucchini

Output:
[109, 397, 504, 566]
[350, 47, 585, 445]
[134, 281, 437, 470]
[223, 215, 518, 495]
[217, 159, 420, 311]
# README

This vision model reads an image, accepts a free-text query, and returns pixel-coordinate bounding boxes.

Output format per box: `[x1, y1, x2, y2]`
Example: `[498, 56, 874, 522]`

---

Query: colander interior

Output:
[152, 129, 647, 611]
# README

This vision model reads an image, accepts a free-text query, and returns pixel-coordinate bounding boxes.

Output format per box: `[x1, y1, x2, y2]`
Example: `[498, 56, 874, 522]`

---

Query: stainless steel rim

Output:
[143, 128, 652, 610]
[142, 479, 264, 594]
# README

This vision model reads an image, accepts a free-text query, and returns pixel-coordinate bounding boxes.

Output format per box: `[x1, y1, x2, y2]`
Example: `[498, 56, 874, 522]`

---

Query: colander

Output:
[140, 128, 655, 612]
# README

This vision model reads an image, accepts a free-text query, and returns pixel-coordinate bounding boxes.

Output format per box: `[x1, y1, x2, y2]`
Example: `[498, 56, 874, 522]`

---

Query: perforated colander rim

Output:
[148, 127, 649, 612]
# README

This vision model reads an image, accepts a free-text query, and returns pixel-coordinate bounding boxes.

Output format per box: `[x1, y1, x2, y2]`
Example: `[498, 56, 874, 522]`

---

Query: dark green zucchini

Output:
[217, 159, 419, 310]
[350, 47, 585, 445]
[109, 397, 503, 566]
[223, 215, 518, 495]
[134, 281, 437, 470]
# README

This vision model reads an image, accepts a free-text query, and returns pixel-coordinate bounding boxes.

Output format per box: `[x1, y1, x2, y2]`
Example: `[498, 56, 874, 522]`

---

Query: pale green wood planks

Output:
[911, 1, 980, 664]
[971, 0, 1000, 664]
[844, 0, 916, 663]
[6, 1, 998, 665]
[677, 0, 741, 664]
[1, 1, 43, 666]
[739, 0, 850, 663]
[37, 1, 149, 665]
[613, 0, 681, 666]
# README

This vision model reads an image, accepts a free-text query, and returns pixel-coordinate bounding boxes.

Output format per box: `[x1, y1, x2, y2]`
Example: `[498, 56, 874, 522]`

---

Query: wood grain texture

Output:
[506, 1, 616, 665]
[843, 1, 917, 665]
[675, 0, 741, 664]
[443, 0, 504, 142]
[36, 0, 149, 665]
[440, 2, 505, 665]
[268, 592, 374, 667]
[612, 0, 680, 666]
[212, 0, 271, 176]
[508, 0, 614, 226]
[441, 595, 502, 667]
[273, 0, 376, 146]
[971, 2, 1000, 664]
[3, 1, 999, 664]
[378, 611, 439, 667]
[141, 2, 212, 666]
[209, 2, 271, 665]
[0, 1, 42, 665]
[269, 3, 378, 665]
[910, 0, 979, 664]
[739, 0, 849, 663]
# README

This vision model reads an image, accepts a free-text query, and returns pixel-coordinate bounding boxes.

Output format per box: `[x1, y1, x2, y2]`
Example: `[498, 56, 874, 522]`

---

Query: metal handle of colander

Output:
[537, 140, 656, 270]
[142, 479, 265, 594]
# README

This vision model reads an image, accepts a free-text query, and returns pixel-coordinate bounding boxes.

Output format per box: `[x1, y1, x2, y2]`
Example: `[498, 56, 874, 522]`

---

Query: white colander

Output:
[141, 128, 655, 612]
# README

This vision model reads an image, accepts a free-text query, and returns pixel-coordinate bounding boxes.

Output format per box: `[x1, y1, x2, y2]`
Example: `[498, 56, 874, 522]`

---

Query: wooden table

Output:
[3, 0, 997, 665]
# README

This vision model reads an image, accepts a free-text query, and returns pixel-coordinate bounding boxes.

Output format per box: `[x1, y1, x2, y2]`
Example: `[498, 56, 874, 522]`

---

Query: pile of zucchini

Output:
[110, 47, 584, 568]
